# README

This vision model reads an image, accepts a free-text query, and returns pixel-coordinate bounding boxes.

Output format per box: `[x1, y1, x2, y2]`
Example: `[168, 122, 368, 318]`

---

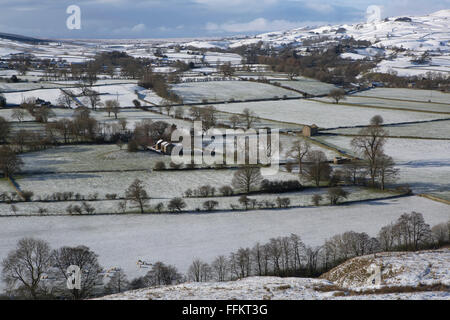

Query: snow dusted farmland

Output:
[355, 88, 450, 104]
[316, 96, 450, 114]
[316, 135, 450, 193]
[273, 78, 338, 96]
[16, 169, 298, 199]
[3, 88, 65, 105]
[204, 99, 449, 128]
[0, 187, 398, 216]
[325, 120, 450, 139]
[0, 196, 448, 291]
[171, 81, 302, 103]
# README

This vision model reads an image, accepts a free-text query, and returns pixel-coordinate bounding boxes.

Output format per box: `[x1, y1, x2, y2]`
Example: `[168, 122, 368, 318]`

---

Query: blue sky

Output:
[0, 0, 448, 39]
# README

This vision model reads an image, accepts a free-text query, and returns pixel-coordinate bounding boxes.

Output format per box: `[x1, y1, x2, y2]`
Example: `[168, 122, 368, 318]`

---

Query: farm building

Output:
[302, 124, 319, 137]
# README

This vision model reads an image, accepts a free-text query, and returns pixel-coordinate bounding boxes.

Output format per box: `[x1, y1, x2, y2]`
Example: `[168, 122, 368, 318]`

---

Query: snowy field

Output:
[19, 145, 171, 173]
[3, 88, 65, 105]
[0, 179, 14, 193]
[0, 196, 448, 289]
[0, 187, 397, 216]
[0, 82, 67, 92]
[273, 78, 338, 96]
[202, 99, 448, 128]
[325, 120, 450, 139]
[16, 169, 297, 199]
[355, 88, 450, 104]
[171, 81, 302, 103]
[100, 275, 450, 300]
[316, 96, 450, 114]
[316, 135, 450, 193]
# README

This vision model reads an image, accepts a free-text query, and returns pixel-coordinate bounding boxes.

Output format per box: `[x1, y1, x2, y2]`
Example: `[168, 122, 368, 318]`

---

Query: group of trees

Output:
[350, 116, 398, 190]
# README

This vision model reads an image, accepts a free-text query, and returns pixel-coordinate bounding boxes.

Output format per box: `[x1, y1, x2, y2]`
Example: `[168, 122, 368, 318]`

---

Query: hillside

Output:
[99, 249, 450, 300]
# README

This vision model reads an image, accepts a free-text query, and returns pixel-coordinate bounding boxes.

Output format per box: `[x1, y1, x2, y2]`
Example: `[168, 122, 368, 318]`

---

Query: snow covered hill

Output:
[99, 249, 450, 300]
[192, 10, 450, 53]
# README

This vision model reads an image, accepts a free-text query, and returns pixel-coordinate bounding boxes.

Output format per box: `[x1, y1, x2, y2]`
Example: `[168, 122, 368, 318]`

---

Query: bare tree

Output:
[1, 238, 51, 299]
[289, 139, 310, 174]
[188, 259, 212, 282]
[0, 146, 23, 178]
[229, 114, 241, 129]
[125, 179, 149, 213]
[328, 89, 346, 104]
[104, 268, 129, 295]
[12, 108, 26, 122]
[57, 90, 74, 109]
[144, 262, 183, 286]
[241, 108, 258, 129]
[0, 116, 11, 143]
[211, 256, 229, 282]
[351, 116, 388, 187]
[232, 166, 263, 193]
[327, 187, 349, 205]
[376, 153, 399, 190]
[51, 246, 103, 299]
[304, 150, 332, 187]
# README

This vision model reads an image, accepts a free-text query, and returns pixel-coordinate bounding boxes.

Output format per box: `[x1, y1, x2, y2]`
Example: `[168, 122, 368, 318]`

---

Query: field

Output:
[325, 120, 450, 139]
[273, 78, 338, 96]
[314, 135, 450, 193]
[0, 196, 448, 290]
[171, 81, 303, 103]
[315, 96, 450, 114]
[0, 186, 399, 216]
[15, 169, 297, 200]
[201, 99, 448, 128]
[354, 88, 450, 104]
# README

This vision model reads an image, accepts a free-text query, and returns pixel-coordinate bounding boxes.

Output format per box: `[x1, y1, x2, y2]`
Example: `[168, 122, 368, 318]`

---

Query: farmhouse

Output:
[154, 140, 175, 155]
[302, 124, 319, 137]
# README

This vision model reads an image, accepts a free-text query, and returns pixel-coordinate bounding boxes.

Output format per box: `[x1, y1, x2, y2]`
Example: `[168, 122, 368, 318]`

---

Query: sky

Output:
[0, 0, 449, 39]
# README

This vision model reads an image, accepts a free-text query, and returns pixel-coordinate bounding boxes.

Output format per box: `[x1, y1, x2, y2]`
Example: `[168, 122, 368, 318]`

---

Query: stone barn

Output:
[302, 124, 319, 137]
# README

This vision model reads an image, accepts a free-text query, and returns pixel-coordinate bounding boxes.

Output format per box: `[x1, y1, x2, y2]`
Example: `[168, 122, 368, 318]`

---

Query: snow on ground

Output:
[15, 169, 297, 200]
[101, 277, 334, 300]
[272, 78, 338, 96]
[0, 196, 448, 293]
[203, 99, 448, 128]
[316, 96, 450, 114]
[3, 88, 64, 105]
[315, 135, 450, 193]
[171, 81, 302, 103]
[0, 179, 14, 193]
[100, 264, 450, 300]
[325, 120, 450, 140]
[0, 187, 397, 216]
[355, 88, 450, 105]
[322, 249, 450, 289]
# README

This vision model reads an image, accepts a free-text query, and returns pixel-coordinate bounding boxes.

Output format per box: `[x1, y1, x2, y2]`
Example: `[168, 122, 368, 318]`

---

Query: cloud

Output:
[113, 23, 147, 35]
[131, 23, 146, 32]
[193, 0, 279, 12]
[205, 18, 306, 33]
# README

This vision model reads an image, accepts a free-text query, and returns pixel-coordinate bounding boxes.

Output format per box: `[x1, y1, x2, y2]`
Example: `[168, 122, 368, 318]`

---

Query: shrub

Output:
[168, 197, 186, 213]
[276, 197, 291, 208]
[261, 179, 302, 193]
[203, 200, 219, 211]
[155, 202, 165, 214]
[219, 185, 234, 197]
[170, 161, 183, 170]
[312, 194, 323, 206]
[21, 191, 34, 202]
[153, 161, 166, 171]
[106, 194, 118, 200]
[184, 189, 193, 198]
